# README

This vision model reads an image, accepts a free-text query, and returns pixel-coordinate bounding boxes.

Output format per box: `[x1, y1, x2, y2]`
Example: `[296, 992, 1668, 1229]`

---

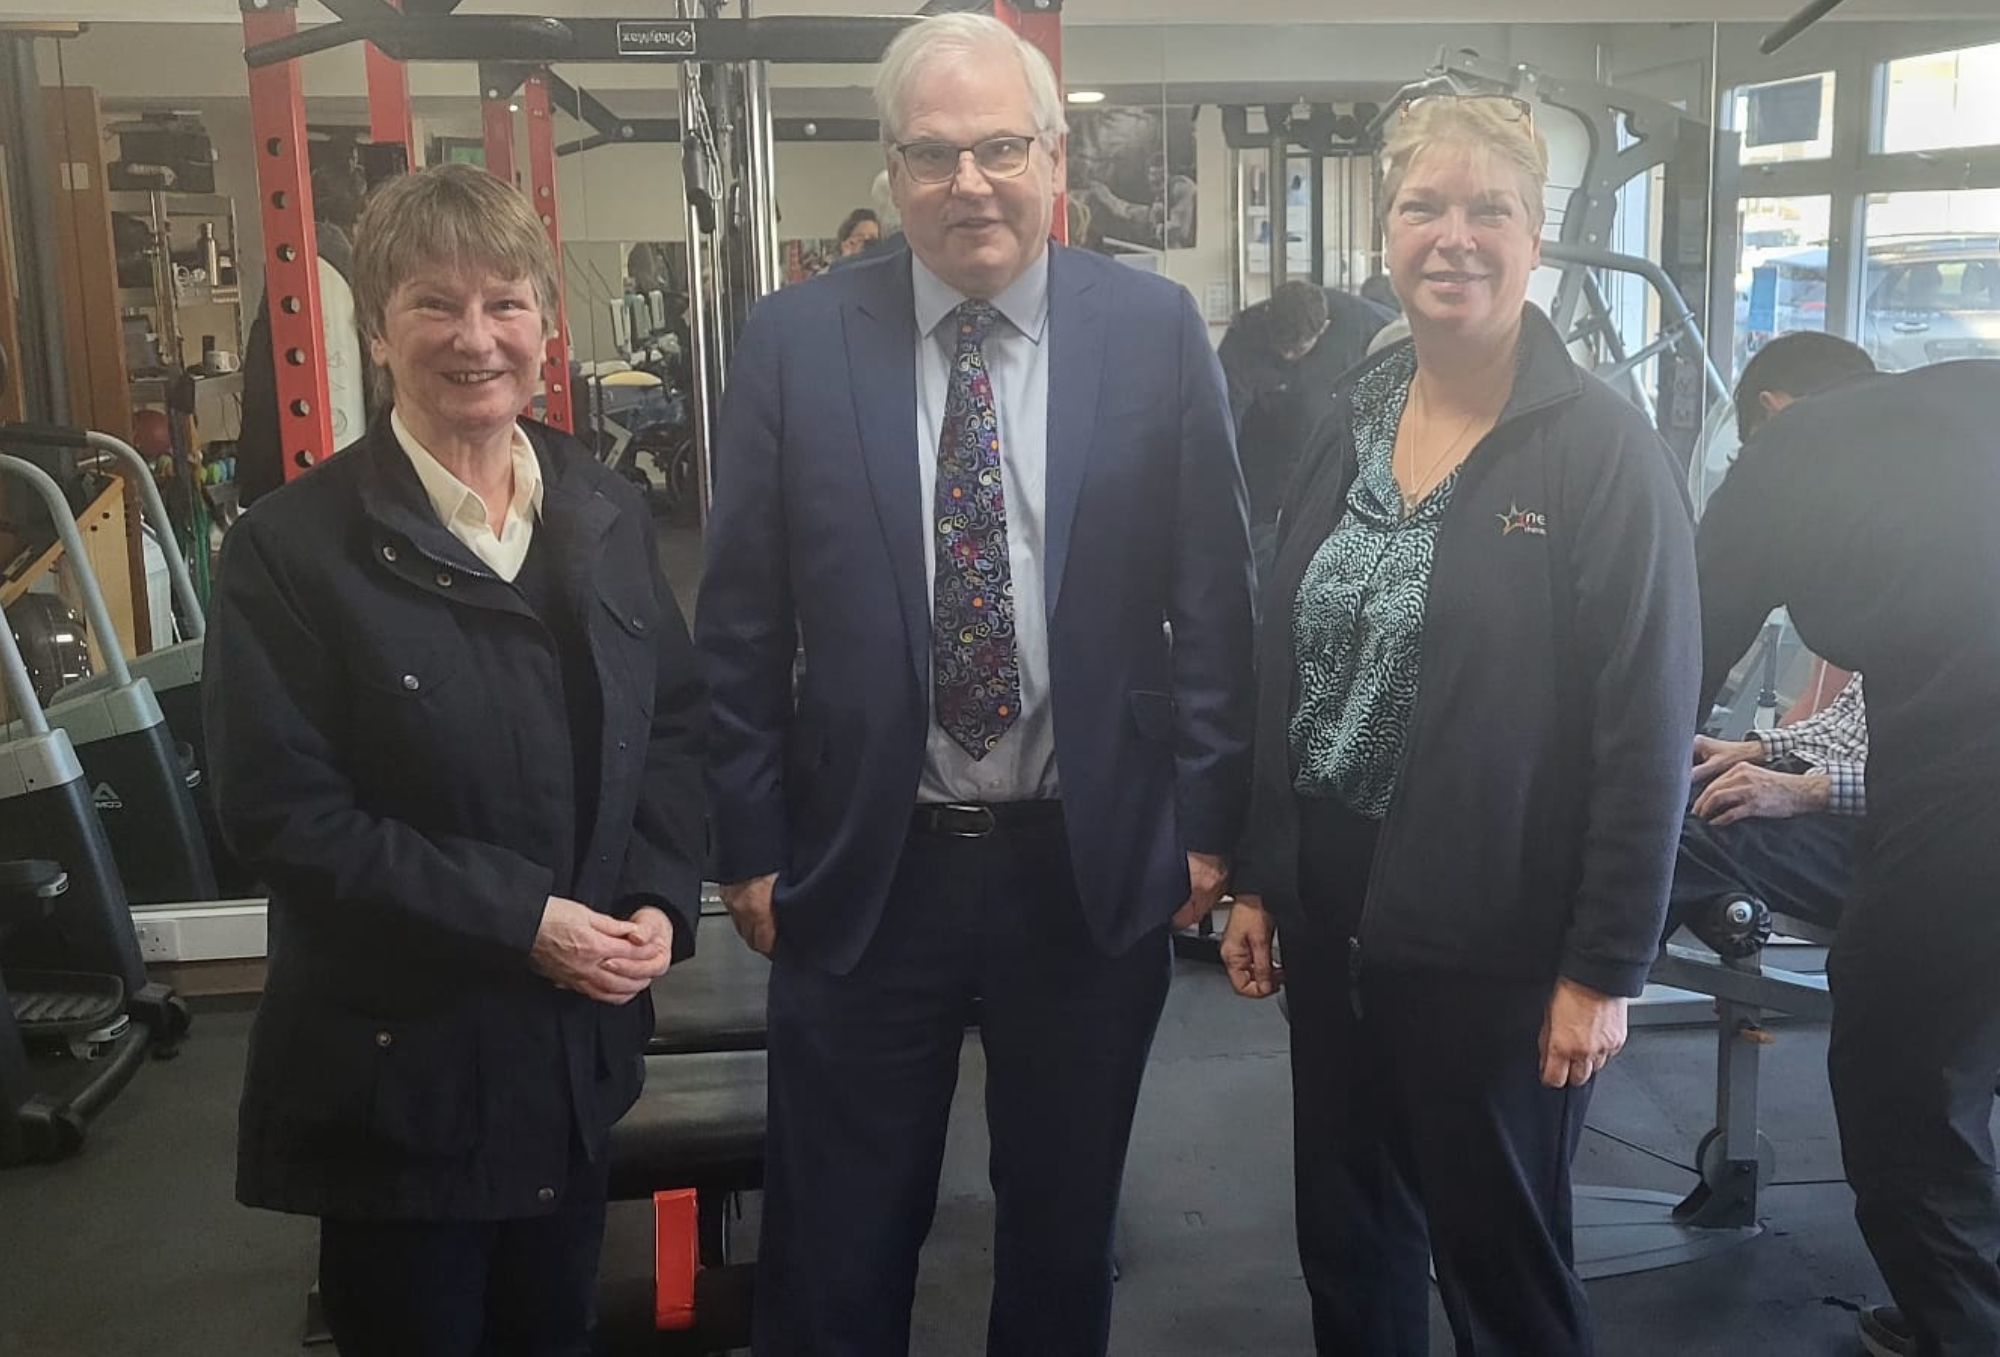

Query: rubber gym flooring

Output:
[0, 952, 1950, 1356]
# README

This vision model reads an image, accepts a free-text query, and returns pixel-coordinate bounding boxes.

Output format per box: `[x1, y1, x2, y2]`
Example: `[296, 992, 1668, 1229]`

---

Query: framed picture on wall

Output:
[1065, 105, 1199, 255]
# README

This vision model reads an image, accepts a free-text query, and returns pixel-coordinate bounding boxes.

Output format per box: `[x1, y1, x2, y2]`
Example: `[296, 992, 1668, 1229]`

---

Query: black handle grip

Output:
[0, 422, 92, 449]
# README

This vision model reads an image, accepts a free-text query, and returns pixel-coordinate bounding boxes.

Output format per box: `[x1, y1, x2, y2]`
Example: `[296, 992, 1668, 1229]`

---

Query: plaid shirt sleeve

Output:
[1751, 674, 1867, 817]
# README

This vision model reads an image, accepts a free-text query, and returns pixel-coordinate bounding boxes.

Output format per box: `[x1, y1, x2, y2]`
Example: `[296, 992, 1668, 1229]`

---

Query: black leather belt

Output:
[910, 801, 1064, 839]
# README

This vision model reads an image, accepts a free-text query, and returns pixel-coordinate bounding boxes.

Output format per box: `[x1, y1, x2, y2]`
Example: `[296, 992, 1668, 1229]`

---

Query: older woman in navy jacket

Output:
[204, 164, 705, 1355]
[1221, 99, 1699, 1355]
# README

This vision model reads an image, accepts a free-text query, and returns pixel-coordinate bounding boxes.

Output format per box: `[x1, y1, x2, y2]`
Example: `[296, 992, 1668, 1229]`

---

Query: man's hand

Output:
[721, 873, 780, 957]
[530, 896, 669, 1005]
[1173, 852, 1229, 932]
[599, 906, 676, 986]
[1539, 977, 1628, 1089]
[1692, 763, 1830, 826]
[1691, 734, 1763, 785]
[1219, 895, 1281, 999]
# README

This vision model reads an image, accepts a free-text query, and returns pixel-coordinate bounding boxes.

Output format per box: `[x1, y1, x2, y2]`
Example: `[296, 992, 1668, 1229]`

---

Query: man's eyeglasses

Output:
[1399, 93, 1536, 131]
[894, 135, 1037, 185]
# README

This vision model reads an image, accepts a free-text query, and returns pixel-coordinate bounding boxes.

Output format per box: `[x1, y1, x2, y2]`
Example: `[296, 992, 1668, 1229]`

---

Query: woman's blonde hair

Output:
[351, 162, 559, 342]
[1379, 97, 1550, 229]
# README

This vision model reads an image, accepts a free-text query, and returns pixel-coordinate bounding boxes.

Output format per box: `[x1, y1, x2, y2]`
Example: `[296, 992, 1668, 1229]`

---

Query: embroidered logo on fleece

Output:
[1497, 502, 1548, 537]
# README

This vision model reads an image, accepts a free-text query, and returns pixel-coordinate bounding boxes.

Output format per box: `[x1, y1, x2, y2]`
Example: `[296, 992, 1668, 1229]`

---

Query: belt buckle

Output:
[939, 802, 995, 838]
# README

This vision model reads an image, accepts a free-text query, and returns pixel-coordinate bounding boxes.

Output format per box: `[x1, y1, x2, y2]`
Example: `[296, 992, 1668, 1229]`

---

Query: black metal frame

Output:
[246, 11, 913, 68]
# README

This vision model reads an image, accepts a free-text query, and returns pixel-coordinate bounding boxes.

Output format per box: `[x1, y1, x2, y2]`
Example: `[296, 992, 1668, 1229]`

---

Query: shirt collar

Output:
[911, 246, 1051, 347]
[390, 407, 544, 535]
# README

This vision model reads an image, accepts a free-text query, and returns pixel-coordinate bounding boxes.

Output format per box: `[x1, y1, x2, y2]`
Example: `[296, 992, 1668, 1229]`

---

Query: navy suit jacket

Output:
[698, 243, 1256, 973]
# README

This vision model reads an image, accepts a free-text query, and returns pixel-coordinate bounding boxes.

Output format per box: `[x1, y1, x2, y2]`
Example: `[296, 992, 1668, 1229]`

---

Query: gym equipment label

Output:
[617, 21, 697, 57]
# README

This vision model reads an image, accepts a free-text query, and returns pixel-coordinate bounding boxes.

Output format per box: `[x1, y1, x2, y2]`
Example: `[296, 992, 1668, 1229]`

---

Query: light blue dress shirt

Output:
[911, 250, 1058, 803]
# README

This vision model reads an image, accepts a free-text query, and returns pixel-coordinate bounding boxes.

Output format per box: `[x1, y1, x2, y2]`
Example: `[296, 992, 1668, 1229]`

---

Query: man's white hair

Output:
[873, 13, 1065, 148]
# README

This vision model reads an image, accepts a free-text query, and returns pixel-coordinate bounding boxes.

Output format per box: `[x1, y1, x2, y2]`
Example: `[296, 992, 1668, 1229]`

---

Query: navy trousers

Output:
[754, 809, 1173, 1357]
[317, 1149, 609, 1357]
[1829, 803, 2000, 1357]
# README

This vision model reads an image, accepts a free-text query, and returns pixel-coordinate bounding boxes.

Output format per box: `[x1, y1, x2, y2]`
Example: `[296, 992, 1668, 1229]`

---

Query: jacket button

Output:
[381, 544, 398, 563]
[402, 674, 421, 691]
[631, 617, 646, 632]
[537, 1186, 556, 1203]
[436, 570, 454, 588]
[617, 739, 629, 751]
[375, 1030, 393, 1048]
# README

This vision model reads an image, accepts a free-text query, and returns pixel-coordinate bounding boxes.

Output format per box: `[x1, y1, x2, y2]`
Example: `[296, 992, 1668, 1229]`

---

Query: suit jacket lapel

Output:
[1044, 245, 1104, 622]
[843, 261, 931, 696]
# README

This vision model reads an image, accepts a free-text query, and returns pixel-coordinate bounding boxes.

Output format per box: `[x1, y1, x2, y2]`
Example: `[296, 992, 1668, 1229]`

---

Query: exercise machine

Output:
[0, 448, 216, 906]
[1, 425, 250, 894]
[0, 572, 189, 1165]
[1574, 899, 1834, 1278]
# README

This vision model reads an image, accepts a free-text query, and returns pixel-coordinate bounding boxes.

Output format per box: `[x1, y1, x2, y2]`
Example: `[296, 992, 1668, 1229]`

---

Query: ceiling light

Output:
[1066, 89, 1107, 105]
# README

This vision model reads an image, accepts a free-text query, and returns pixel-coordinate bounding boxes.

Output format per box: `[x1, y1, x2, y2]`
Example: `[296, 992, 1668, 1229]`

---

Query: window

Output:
[1731, 72, 1835, 165]
[1860, 189, 2000, 369]
[1733, 196, 1832, 377]
[1880, 41, 2000, 155]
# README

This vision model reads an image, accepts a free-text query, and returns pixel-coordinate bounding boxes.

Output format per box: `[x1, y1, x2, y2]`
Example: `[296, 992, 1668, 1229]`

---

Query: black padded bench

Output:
[609, 1050, 768, 1203]
[648, 938, 769, 1056]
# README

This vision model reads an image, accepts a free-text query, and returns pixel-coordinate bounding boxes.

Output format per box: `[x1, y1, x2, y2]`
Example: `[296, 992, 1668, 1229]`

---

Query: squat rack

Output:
[237, 0, 1065, 485]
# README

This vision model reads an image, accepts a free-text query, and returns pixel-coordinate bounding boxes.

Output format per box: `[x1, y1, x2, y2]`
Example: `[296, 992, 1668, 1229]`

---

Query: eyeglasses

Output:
[1400, 93, 1536, 131]
[894, 135, 1037, 185]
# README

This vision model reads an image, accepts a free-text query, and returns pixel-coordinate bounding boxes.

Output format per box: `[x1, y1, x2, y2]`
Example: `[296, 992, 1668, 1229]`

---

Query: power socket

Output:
[133, 916, 181, 963]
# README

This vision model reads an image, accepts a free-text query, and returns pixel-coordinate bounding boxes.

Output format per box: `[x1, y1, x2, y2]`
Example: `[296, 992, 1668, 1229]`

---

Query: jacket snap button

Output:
[375, 1030, 393, 1048]
[617, 740, 629, 751]
[436, 571, 454, 588]
[537, 1186, 556, 1203]
[381, 545, 398, 563]
[402, 674, 420, 691]
[631, 617, 645, 632]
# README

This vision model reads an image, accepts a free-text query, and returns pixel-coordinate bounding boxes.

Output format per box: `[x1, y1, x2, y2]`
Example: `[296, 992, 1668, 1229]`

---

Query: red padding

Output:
[654, 1189, 699, 1331]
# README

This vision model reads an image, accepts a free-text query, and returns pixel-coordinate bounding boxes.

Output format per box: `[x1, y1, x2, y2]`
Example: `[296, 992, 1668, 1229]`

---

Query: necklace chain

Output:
[1396, 376, 1486, 514]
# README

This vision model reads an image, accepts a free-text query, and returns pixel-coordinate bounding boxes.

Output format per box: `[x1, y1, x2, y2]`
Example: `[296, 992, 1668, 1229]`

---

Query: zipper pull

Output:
[1348, 936, 1364, 1020]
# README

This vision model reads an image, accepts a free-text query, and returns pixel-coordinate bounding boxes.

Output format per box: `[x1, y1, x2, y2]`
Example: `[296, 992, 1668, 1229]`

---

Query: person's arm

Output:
[1754, 672, 1867, 768]
[695, 302, 795, 888]
[1168, 287, 1258, 860]
[203, 514, 552, 962]
[1559, 413, 1703, 1000]
[607, 517, 707, 963]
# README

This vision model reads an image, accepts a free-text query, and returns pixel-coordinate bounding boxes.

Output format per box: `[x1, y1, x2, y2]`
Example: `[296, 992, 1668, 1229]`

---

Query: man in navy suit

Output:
[697, 13, 1255, 1354]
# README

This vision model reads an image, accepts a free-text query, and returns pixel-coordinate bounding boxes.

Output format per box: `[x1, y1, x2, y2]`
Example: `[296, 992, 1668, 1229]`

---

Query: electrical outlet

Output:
[133, 917, 181, 963]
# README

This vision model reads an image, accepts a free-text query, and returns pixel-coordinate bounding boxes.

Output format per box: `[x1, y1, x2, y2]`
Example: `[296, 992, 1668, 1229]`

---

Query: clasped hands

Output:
[529, 896, 674, 1004]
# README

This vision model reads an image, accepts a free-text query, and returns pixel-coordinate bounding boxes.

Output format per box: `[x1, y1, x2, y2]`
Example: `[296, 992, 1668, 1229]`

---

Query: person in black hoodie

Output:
[1697, 359, 2000, 1357]
[1219, 95, 1700, 1355]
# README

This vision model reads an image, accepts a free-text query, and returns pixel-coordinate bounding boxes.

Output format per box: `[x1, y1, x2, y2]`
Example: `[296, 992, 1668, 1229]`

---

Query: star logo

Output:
[1497, 502, 1548, 537]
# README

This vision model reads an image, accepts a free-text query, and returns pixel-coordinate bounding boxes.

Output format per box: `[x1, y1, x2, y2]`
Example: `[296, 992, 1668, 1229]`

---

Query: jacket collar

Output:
[355, 410, 619, 584]
[1336, 302, 1584, 431]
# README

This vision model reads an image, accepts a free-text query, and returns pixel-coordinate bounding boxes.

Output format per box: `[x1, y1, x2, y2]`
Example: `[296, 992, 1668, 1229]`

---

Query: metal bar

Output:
[541, 69, 626, 141]
[0, 35, 69, 424]
[246, 15, 907, 68]
[246, 15, 575, 67]
[557, 116, 884, 154]
[1762, 0, 1852, 55]
[0, 574, 50, 734]
[677, 0, 714, 519]
[739, 0, 781, 301]
[1651, 945, 1834, 1021]
[521, 72, 573, 434]
[1543, 242, 1729, 404]
[243, 3, 336, 482]
[481, 89, 517, 186]
[1268, 137, 1287, 288]
[84, 432, 205, 639]
[365, 0, 416, 161]
[1308, 157, 1325, 287]
[0, 453, 135, 685]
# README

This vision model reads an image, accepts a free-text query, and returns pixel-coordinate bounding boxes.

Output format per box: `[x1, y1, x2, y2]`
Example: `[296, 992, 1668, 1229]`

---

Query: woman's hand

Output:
[1220, 894, 1283, 999]
[1539, 977, 1628, 1088]
[530, 896, 670, 1004]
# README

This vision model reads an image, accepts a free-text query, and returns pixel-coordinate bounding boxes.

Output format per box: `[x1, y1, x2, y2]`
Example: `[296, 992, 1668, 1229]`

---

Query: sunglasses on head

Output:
[1399, 93, 1537, 131]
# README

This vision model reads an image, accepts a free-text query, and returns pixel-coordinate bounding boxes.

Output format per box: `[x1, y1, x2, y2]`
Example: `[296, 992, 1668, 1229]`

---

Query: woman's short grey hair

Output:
[1379, 97, 1550, 230]
[874, 13, 1065, 148]
[351, 162, 560, 342]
